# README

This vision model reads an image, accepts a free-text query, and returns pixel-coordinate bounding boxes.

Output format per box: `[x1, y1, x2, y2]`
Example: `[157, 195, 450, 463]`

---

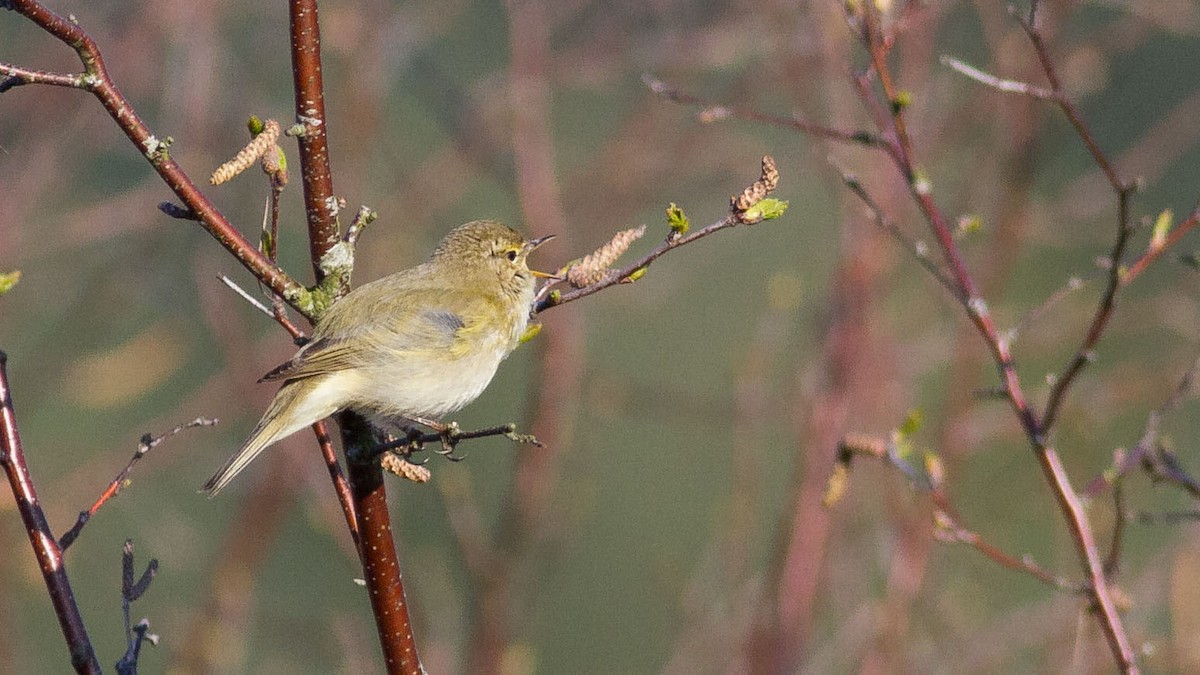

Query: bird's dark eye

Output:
[506, 249, 518, 262]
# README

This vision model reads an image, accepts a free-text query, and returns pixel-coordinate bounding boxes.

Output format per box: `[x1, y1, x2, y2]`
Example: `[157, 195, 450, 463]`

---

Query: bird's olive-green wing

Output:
[258, 287, 485, 383]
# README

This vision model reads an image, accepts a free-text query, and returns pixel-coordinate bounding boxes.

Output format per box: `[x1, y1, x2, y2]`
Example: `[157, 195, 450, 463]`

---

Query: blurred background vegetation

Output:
[4, 0, 1200, 672]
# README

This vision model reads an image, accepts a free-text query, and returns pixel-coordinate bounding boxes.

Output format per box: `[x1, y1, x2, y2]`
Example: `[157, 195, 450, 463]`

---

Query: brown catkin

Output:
[381, 453, 432, 483]
[732, 155, 779, 211]
[211, 119, 282, 185]
[566, 225, 647, 288]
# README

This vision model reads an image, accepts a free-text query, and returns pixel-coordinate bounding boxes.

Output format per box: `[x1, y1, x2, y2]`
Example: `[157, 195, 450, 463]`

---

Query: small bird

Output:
[202, 220, 554, 495]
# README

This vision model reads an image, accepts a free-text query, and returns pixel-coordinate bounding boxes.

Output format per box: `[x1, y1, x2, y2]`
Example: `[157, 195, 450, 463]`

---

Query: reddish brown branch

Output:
[1016, 12, 1127, 193]
[0, 351, 101, 674]
[833, 435, 1083, 593]
[314, 420, 360, 550]
[1041, 192, 1133, 429]
[342, 415, 421, 675]
[289, 0, 340, 281]
[279, 0, 419, 666]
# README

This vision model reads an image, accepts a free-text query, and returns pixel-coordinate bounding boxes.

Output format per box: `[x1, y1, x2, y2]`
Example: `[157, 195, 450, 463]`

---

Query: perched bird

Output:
[202, 220, 554, 495]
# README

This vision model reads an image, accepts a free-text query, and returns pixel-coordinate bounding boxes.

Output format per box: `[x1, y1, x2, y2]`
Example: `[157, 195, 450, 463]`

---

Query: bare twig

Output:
[0, 351, 101, 674]
[643, 74, 883, 148]
[835, 165, 959, 297]
[831, 434, 1082, 593]
[218, 275, 275, 318]
[58, 418, 219, 550]
[115, 540, 159, 675]
[1085, 356, 1200, 499]
[940, 55, 1053, 99]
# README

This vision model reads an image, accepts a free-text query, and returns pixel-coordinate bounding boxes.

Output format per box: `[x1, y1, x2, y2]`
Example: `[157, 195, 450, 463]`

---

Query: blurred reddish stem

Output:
[651, 3, 1155, 670]
[853, 5, 1137, 669]
[1, 0, 306, 313]
[0, 351, 101, 674]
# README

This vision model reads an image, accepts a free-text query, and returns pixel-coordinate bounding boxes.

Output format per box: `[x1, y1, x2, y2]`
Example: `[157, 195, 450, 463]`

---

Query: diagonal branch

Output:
[0, 351, 101, 674]
[2, 0, 307, 314]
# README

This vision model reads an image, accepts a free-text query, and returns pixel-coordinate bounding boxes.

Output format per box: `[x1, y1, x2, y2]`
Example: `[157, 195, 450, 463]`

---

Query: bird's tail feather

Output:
[201, 381, 339, 496]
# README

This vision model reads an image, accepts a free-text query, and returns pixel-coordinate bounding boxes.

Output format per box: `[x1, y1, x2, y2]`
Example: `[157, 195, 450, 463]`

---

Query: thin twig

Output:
[534, 212, 733, 311]
[58, 418, 219, 550]
[218, 274, 275, 318]
[832, 435, 1081, 593]
[313, 420, 359, 552]
[642, 74, 882, 148]
[940, 55, 1053, 99]
[1121, 205, 1200, 284]
[835, 164, 960, 298]
[1015, 11, 1128, 194]
[1085, 355, 1200, 498]
[0, 63, 86, 91]
[1008, 274, 1090, 344]
[1042, 199, 1134, 429]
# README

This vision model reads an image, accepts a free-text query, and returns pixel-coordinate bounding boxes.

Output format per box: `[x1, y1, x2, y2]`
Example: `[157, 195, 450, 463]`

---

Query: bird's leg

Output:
[372, 426, 431, 463]
[406, 417, 468, 462]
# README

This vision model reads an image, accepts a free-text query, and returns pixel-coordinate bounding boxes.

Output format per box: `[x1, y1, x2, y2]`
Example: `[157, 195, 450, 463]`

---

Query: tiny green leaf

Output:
[957, 214, 983, 235]
[627, 266, 648, 282]
[1150, 208, 1173, 251]
[519, 322, 543, 343]
[911, 169, 932, 195]
[0, 270, 21, 295]
[247, 115, 266, 136]
[897, 408, 924, 438]
[666, 202, 690, 235]
[741, 198, 789, 223]
[892, 90, 913, 113]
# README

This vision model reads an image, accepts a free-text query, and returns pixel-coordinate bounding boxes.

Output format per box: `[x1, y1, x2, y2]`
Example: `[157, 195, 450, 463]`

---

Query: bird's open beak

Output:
[526, 233, 556, 250]
[526, 234, 561, 279]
